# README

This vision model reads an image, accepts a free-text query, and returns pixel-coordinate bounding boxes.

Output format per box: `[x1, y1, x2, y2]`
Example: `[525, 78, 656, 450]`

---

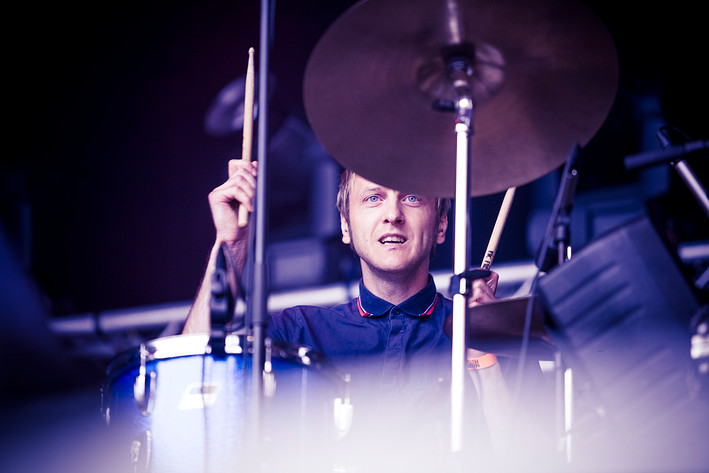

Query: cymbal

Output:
[303, 0, 618, 197]
[444, 296, 556, 360]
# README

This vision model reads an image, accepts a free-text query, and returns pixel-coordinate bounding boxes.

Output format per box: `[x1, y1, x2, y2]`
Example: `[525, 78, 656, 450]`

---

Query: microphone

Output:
[209, 243, 235, 356]
[535, 144, 582, 272]
[624, 139, 708, 170]
[633, 125, 709, 219]
[657, 124, 692, 150]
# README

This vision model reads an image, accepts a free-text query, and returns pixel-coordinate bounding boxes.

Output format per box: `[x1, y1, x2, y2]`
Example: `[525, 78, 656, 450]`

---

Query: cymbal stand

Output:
[447, 54, 477, 454]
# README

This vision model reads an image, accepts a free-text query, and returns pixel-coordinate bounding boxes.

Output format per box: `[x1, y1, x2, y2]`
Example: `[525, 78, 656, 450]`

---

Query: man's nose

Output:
[383, 200, 404, 224]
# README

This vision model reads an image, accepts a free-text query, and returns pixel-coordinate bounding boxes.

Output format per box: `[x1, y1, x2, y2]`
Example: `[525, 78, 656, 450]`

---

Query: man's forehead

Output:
[351, 173, 423, 196]
[351, 174, 387, 192]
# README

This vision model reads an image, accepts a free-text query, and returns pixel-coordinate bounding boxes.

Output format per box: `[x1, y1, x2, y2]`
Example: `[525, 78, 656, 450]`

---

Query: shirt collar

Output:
[356, 276, 439, 318]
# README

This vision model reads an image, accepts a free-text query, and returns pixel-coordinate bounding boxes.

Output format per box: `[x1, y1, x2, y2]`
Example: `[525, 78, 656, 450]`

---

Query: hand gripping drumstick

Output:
[238, 47, 256, 228]
[481, 187, 516, 270]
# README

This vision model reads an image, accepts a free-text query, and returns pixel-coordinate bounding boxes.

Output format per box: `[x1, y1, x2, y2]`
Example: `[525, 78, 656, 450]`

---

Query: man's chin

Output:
[365, 258, 422, 277]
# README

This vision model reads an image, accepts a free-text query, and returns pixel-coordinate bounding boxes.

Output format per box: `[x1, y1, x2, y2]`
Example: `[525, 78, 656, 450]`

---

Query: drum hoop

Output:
[104, 333, 236, 379]
[104, 333, 337, 380]
[102, 333, 351, 409]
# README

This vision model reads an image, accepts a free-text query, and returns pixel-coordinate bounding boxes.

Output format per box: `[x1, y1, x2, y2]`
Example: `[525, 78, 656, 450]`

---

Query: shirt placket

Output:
[379, 307, 406, 394]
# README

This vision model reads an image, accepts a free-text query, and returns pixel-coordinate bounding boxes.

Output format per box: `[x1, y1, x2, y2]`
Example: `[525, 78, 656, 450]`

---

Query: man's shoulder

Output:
[278, 298, 360, 318]
[268, 298, 363, 343]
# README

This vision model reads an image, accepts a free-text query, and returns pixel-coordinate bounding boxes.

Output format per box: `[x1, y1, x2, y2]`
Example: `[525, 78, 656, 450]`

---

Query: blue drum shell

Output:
[102, 333, 347, 472]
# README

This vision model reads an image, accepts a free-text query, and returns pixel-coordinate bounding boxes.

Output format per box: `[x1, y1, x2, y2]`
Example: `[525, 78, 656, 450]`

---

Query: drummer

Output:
[183, 159, 540, 465]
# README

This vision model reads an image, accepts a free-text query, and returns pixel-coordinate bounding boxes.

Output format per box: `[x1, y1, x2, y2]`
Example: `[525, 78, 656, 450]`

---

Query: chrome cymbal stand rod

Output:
[449, 55, 474, 454]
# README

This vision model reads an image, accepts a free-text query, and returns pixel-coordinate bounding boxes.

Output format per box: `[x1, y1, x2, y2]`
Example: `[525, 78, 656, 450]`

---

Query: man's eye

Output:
[365, 195, 381, 203]
[404, 195, 421, 203]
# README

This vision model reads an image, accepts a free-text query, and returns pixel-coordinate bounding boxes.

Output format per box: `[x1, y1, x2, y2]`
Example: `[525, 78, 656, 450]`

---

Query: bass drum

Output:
[102, 333, 352, 473]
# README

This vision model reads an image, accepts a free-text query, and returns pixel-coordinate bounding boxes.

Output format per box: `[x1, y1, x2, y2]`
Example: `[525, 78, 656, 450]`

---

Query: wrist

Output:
[466, 353, 498, 370]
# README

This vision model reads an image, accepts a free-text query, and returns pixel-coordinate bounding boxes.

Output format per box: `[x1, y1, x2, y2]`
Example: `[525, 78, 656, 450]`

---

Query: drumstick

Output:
[238, 47, 256, 228]
[481, 187, 516, 270]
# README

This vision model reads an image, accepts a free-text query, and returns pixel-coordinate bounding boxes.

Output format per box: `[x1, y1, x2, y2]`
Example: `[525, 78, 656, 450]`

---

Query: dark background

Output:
[2, 0, 707, 395]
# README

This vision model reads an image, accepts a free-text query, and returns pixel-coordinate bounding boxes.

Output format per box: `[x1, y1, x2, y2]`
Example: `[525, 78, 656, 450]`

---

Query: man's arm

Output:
[464, 274, 515, 455]
[183, 159, 257, 334]
[466, 349, 513, 456]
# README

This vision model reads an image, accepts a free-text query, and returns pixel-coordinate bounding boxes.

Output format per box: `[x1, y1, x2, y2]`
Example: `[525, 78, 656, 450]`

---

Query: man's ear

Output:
[340, 214, 351, 245]
[436, 214, 448, 245]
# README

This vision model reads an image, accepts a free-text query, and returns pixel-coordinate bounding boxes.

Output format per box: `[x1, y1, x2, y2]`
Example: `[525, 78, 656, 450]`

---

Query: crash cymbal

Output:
[303, 0, 618, 197]
[444, 296, 556, 359]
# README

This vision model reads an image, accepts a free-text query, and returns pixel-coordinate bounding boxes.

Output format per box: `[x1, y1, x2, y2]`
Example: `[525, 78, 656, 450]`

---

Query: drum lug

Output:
[130, 430, 152, 472]
[100, 385, 111, 426]
[134, 344, 157, 415]
[103, 406, 111, 427]
[263, 339, 277, 398]
[263, 370, 277, 398]
[333, 373, 354, 439]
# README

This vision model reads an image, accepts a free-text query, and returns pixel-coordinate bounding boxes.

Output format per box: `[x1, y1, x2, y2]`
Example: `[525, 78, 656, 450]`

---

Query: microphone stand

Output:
[528, 144, 582, 465]
[624, 129, 709, 219]
[243, 0, 273, 459]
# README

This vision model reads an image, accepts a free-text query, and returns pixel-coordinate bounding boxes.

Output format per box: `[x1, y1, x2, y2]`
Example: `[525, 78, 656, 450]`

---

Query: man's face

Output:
[340, 174, 447, 278]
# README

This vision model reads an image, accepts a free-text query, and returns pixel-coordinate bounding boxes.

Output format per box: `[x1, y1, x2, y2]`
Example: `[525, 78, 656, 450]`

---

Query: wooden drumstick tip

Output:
[238, 47, 256, 228]
[481, 187, 516, 270]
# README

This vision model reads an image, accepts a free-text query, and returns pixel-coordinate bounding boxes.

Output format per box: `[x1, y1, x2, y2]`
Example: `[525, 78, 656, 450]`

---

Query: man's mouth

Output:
[379, 235, 406, 245]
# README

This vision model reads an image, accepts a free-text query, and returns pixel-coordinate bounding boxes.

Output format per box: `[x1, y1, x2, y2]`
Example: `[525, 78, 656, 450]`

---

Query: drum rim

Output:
[104, 333, 233, 378]
[104, 333, 334, 379]
[101, 333, 350, 414]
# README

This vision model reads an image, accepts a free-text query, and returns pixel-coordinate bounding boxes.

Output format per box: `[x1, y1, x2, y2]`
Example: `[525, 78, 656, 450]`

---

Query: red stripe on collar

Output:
[421, 293, 439, 316]
[356, 297, 371, 317]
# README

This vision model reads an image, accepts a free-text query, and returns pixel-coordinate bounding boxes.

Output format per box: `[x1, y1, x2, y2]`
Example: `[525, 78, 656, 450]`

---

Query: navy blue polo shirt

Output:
[265, 276, 494, 463]
[266, 276, 454, 400]
[264, 277, 550, 466]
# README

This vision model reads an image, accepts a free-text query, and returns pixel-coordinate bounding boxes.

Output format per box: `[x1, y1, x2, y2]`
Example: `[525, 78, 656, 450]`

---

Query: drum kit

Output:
[102, 0, 622, 470]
